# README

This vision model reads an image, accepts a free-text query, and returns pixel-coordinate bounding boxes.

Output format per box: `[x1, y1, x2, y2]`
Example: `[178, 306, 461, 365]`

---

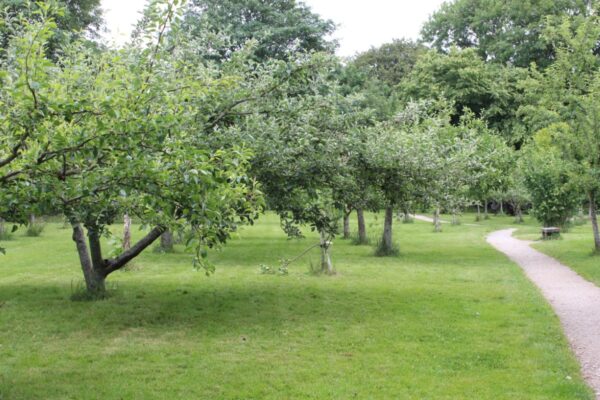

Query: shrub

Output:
[25, 221, 45, 237]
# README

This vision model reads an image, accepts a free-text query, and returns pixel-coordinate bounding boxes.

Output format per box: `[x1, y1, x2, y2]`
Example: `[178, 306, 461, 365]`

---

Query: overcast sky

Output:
[100, 0, 447, 56]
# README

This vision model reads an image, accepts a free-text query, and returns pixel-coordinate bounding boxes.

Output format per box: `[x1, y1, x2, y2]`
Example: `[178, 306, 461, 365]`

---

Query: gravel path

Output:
[413, 214, 479, 227]
[487, 229, 600, 398]
[413, 214, 446, 223]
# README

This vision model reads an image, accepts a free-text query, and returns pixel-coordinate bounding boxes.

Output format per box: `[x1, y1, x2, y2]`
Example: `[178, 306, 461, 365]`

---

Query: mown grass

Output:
[0, 212, 593, 399]
[524, 222, 600, 288]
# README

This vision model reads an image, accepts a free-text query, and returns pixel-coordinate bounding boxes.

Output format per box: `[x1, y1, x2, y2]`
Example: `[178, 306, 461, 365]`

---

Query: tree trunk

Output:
[402, 207, 413, 223]
[381, 206, 394, 253]
[589, 192, 600, 253]
[515, 205, 524, 223]
[357, 208, 367, 244]
[476, 204, 481, 221]
[160, 231, 174, 252]
[433, 208, 442, 232]
[71, 222, 164, 295]
[71, 223, 106, 293]
[499, 201, 504, 215]
[484, 201, 489, 219]
[343, 212, 351, 239]
[29, 214, 35, 226]
[319, 231, 334, 275]
[0, 218, 5, 237]
[87, 228, 106, 272]
[123, 214, 132, 250]
[451, 211, 460, 225]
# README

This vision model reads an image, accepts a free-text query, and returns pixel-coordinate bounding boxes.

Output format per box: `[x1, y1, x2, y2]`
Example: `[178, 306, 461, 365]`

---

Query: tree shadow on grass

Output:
[0, 281, 470, 340]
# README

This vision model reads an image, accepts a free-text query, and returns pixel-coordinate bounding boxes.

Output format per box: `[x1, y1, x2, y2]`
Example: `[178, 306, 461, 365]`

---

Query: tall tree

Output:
[0, 0, 103, 56]
[422, 0, 590, 69]
[182, 0, 336, 62]
[246, 56, 352, 274]
[400, 48, 529, 145]
[522, 15, 600, 250]
[352, 39, 425, 88]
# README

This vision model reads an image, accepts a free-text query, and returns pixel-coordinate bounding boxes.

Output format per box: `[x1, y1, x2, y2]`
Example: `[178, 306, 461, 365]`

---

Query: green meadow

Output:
[0, 213, 593, 399]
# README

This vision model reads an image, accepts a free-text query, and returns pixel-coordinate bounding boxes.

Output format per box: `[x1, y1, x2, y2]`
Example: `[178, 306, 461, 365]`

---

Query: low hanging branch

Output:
[104, 226, 166, 274]
[279, 241, 325, 268]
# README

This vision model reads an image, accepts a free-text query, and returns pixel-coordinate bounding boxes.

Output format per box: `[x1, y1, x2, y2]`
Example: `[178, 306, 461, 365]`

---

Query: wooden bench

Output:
[542, 227, 560, 240]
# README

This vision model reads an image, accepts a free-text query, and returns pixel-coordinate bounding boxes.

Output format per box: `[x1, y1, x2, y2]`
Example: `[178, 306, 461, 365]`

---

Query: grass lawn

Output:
[514, 220, 600, 288]
[0, 213, 593, 399]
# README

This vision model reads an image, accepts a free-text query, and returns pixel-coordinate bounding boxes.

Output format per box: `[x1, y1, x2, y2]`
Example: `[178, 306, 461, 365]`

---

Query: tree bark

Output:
[0, 218, 5, 237]
[29, 214, 35, 226]
[589, 192, 600, 253]
[104, 226, 164, 274]
[123, 214, 132, 250]
[451, 211, 460, 225]
[319, 231, 334, 274]
[402, 207, 413, 223]
[484, 201, 489, 219]
[515, 205, 524, 223]
[357, 208, 367, 244]
[87, 228, 106, 272]
[343, 211, 351, 239]
[381, 206, 394, 253]
[433, 208, 442, 232]
[476, 204, 481, 221]
[71, 223, 105, 293]
[499, 201, 504, 215]
[71, 221, 165, 295]
[160, 231, 174, 252]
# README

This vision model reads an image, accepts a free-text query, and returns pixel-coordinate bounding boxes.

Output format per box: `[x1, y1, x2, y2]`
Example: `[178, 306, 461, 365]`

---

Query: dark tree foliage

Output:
[422, 0, 591, 68]
[183, 0, 336, 62]
[400, 48, 530, 146]
[0, 0, 103, 56]
[352, 39, 425, 87]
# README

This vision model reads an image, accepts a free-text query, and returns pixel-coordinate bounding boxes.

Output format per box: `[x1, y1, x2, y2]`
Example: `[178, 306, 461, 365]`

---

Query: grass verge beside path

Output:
[0, 213, 593, 399]
[520, 222, 600, 289]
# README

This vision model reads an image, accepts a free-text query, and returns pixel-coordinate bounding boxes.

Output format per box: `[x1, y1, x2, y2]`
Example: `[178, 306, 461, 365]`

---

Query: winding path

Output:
[413, 214, 479, 227]
[487, 229, 600, 398]
[413, 214, 446, 224]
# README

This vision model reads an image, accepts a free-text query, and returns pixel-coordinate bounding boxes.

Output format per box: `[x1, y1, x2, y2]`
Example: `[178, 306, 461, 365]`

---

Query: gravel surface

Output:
[488, 229, 600, 399]
[413, 214, 444, 223]
[413, 214, 479, 227]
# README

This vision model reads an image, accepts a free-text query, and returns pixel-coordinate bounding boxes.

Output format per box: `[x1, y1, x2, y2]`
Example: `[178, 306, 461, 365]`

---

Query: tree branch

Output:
[104, 226, 165, 274]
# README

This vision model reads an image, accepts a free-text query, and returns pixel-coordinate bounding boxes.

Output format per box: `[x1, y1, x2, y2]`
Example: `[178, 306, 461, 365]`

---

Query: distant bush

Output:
[25, 220, 46, 237]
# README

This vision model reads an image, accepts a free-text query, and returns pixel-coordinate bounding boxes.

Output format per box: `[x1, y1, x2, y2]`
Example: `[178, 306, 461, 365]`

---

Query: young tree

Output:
[423, 116, 493, 231]
[0, 1, 272, 294]
[466, 130, 514, 221]
[523, 16, 600, 250]
[248, 65, 351, 274]
[504, 165, 531, 223]
[521, 135, 581, 228]
[363, 101, 446, 255]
